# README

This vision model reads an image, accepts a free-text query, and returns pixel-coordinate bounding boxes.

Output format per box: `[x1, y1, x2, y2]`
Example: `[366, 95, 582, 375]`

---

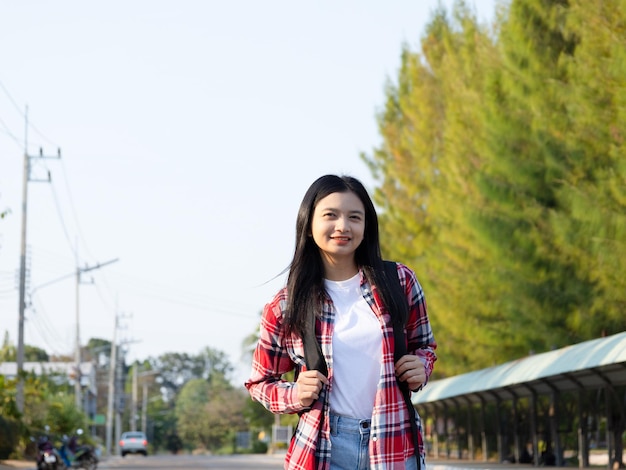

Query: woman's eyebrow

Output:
[319, 206, 364, 216]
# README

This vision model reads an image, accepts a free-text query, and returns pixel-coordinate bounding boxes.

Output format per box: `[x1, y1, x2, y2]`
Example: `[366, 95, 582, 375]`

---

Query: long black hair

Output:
[284, 174, 403, 337]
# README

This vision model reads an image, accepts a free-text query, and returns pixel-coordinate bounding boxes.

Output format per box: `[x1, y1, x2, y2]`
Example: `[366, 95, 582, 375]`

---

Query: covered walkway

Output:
[414, 332, 626, 468]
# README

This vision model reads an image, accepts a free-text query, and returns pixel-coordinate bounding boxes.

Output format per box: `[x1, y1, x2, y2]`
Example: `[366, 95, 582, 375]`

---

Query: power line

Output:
[0, 80, 25, 118]
[0, 79, 60, 148]
[27, 297, 69, 356]
[49, 179, 77, 258]
[59, 159, 92, 259]
[0, 116, 22, 148]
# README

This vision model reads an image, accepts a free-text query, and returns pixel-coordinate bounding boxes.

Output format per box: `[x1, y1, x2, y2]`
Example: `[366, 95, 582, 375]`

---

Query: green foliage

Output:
[1, 337, 246, 458]
[0, 332, 49, 362]
[148, 347, 233, 402]
[555, 0, 626, 332]
[165, 433, 183, 454]
[25, 345, 49, 362]
[243, 396, 275, 429]
[365, 0, 626, 376]
[0, 375, 21, 458]
[175, 377, 247, 452]
[0, 369, 88, 458]
[147, 398, 177, 453]
[84, 338, 111, 361]
[0, 331, 17, 362]
[0, 415, 20, 459]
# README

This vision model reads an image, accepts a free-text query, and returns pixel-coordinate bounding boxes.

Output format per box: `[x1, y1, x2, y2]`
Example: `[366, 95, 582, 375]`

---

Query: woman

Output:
[245, 175, 437, 469]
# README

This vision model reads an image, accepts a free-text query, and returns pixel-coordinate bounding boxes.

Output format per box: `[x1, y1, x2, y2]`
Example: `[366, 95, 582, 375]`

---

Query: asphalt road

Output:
[101, 453, 285, 469]
[0, 453, 286, 470]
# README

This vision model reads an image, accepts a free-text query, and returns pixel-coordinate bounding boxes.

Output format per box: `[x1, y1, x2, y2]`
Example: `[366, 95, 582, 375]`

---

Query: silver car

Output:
[119, 431, 148, 457]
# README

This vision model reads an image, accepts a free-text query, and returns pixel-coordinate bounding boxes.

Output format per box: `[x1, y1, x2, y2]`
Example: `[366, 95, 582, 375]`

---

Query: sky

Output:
[0, 0, 497, 386]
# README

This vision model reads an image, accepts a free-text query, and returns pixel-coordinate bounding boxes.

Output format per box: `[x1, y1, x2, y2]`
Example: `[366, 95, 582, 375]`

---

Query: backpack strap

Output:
[303, 309, 328, 377]
[383, 260, 422, 469]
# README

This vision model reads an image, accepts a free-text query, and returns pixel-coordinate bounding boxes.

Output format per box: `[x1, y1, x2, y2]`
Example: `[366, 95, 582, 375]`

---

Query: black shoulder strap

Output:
[383, 260, 422, 469]
[383, 260, 409, 360]
[303, 309, 328, 377]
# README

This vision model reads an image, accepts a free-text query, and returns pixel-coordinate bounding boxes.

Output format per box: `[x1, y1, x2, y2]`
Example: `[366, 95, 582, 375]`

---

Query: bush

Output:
[0, 416, 20, 459]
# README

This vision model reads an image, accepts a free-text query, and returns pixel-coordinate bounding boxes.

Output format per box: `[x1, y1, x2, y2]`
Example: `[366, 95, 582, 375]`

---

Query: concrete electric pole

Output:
[105, 313, 118, 457]
[74, 257, 119, 409]
[16, 107, 61, 412]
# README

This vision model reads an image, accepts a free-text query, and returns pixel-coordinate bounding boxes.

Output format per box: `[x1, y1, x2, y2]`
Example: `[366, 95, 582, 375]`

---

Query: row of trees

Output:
[0, 333, 276, 459]
[365, 0, 626, 376]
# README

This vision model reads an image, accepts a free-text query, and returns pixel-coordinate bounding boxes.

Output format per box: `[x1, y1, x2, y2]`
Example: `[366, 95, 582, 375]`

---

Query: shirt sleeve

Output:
[244, 290, 308, 414]
[399, 263, 437, 386]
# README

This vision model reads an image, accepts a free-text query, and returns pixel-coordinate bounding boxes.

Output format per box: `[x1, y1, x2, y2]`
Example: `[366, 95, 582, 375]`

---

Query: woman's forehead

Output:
[315, 191, 364, 210]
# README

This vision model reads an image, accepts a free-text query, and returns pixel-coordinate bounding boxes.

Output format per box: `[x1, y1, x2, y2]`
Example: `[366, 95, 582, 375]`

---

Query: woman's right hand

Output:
[296, 370, 329, 407]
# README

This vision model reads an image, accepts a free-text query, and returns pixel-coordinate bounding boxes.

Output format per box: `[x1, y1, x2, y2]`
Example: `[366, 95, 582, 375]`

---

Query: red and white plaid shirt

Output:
[245, 262, 437, 470]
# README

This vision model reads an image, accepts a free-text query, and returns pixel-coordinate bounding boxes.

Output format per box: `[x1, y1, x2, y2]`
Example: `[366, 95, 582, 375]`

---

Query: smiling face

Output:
[311, 190, 365, 273]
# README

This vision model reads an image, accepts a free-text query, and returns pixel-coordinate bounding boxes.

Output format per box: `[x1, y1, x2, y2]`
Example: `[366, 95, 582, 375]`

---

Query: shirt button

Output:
[372, 436, 378, 442]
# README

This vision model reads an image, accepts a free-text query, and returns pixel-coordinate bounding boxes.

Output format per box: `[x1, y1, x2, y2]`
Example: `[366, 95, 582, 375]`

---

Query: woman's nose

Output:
[335, 217, 349, 231]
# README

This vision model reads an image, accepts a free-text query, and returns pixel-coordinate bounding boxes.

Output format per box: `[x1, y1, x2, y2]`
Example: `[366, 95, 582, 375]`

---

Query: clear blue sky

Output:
[0, 0, 497, 385]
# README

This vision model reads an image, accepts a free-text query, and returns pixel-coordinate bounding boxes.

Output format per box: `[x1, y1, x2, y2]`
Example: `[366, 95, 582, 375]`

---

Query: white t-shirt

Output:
[324, 273, 383, 419]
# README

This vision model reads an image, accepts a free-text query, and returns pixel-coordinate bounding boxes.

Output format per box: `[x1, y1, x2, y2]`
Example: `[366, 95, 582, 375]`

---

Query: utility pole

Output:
[133, 369, 158, 435]
[74, 257, 119, 409]
[16, 107, 60, 412]
[131, 366, 137, 432]
[115, 344, 125, 456]
[141, 382, 148, 434]
[105, 313, 118, 457]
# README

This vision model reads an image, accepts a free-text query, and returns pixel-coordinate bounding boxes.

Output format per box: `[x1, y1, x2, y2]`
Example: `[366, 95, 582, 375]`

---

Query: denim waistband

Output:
[329, 413, 372, 434]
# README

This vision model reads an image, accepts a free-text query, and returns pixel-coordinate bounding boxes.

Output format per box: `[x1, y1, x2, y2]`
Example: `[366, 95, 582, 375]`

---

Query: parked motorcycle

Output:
[32, 429, 63, 470]
[58, 429, 98, 470]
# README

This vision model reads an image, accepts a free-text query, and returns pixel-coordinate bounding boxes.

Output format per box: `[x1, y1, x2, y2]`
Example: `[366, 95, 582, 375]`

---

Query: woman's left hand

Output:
[395, 354, 426, 391]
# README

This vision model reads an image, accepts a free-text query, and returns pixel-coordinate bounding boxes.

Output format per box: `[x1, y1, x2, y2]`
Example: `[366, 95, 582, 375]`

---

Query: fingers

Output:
[395, 355, 426, 389]
[296, 370, 328, 407]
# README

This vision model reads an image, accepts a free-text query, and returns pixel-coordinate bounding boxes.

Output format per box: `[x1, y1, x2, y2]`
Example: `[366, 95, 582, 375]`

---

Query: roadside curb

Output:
[0, 461, 35, 469]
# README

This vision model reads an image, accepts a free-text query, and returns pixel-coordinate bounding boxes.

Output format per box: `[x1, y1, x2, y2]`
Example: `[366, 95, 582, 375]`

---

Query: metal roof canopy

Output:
[414, 331, 626, 406]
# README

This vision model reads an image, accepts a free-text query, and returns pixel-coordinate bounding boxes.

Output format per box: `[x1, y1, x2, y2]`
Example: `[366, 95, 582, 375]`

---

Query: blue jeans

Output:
[329, 413, 421, 470]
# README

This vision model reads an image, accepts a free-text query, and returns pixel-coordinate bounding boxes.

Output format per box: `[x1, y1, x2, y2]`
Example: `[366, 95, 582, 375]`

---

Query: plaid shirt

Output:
[245, 262, 437, 470]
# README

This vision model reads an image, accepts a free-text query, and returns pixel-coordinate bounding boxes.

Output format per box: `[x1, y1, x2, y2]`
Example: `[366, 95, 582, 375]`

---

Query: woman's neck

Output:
[322, 257, 359, 281]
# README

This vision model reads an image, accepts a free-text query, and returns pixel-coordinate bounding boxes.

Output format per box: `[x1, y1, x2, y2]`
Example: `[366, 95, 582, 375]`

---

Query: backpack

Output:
[302, 260, 421, 467]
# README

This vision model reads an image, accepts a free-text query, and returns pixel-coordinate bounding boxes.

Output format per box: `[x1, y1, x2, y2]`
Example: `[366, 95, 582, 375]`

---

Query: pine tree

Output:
[553, 0, 626, 334]
[476, 0, 594, 352]
[364, 3, 509, 374]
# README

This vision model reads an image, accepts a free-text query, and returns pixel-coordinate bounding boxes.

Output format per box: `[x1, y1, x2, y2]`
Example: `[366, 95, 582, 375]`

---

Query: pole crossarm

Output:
[80, 258, 120, 275]
[29, 258, 120, 300]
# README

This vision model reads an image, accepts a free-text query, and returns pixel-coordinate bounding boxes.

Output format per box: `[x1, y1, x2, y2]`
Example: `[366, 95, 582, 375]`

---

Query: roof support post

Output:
[451, 398, 463, 459]
[577, 388, 589, 468]
[528, 388, 540, 467]
[612, 389, 625, 470]
[443, 402, 451, 459]
[462, 396, 475, 461]
[585, 367, 616, 468]
[479, 397, 488, 462]
[419, 403, 435, 459]
[492, 394, 504, 463]
[432, 403, 440, 459]
[548, 387, 563, 467]
[512, 395, 521, 464]
[605, 385, 613, 470]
